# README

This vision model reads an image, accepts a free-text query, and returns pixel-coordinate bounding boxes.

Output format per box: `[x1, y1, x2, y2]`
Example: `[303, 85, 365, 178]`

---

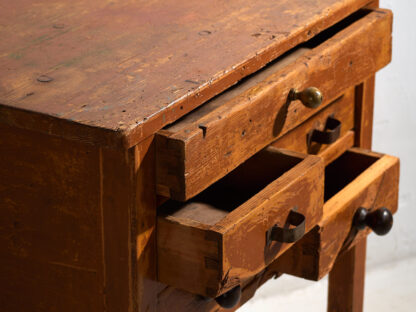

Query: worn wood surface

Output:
[272, 87, 355, 156]
[328, 239, 367, 312]
[327, 73, 377, 312]
[319, 131, 355, 166]
[0, 124, 158, 312]
[0, 124, 104, 312]
[156, 9, 392, 201]
[157, 147, 323, 297]
[131, 137, 159, 312]
[355, 76, 376, 149]
[0, 0, 378, 149]
[272, 149, 399, 281]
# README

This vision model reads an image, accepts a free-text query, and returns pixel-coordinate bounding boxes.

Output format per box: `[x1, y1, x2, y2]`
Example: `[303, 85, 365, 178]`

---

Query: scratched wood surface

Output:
[0, 123, 105, 311]
[0, 0, 374, 148]
[157, 147, 324, 297]
[155, 9, 392, 201]
[0, 123, 156, 312]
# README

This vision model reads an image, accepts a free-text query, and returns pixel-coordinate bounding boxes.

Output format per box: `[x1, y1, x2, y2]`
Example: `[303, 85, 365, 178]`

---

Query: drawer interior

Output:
[159, 148, 303, 226]
[273, 148, 400, 281]
[324, 150, 379, 201]
[157, 147, 324, 297]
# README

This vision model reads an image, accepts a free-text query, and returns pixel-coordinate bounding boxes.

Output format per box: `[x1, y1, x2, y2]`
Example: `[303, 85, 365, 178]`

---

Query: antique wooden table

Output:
[0, 1, 399, 311]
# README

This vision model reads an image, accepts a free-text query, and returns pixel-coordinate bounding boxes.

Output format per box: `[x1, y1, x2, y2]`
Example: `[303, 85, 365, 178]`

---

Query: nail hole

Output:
[37, 75, 53, 82]
[198, 30, 211, 36]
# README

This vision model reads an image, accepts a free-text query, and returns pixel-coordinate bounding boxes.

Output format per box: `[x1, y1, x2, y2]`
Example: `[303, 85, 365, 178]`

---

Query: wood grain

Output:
[355, 76, 376, 149]
[328, 239, 367, 312]
[156, 9, 392, 201]
[0, 124, 104, 312]
[319, 131, 355, 166]
[157, 147, 324, 297]
[131, 137, 158, 312]
[0, 124, 160, 312]
[0, 0, 377, 148]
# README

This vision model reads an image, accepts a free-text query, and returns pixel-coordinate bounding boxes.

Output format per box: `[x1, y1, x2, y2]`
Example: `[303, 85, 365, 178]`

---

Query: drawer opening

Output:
[159, 148, 303, 225]
[324, 150, 379, 201]
[162, 9, 373, 134]
[304, 8, 372, 49]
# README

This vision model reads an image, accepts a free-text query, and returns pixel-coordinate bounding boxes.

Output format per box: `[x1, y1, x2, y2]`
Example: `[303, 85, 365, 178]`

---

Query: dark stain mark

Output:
[307, 30, 313, 36]
[81, 104, 87, 108]
[249, 119, 252, 123]
[199, 124, 207, 138]
[122, 110, 126, 112]
[303, 62, 309, 68]
[198, 30, 211, 36]
[26, 92, 34, 97]
[225, 151, 232, 157]
[185, 79, 199, 85]
[251, 33, 262, 38]
[349, 60, 353, 66]
[37, 75, 53, 82]
[241, 130, 246, 137]
[269, 35, 276, 40]
[276, 31, 290, 37]
[180, 106, 183, 110]
[53, 24, 65, 29]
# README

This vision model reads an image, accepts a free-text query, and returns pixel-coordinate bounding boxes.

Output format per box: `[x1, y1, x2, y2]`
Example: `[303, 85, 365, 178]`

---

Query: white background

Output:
[242, 0, 416, 310]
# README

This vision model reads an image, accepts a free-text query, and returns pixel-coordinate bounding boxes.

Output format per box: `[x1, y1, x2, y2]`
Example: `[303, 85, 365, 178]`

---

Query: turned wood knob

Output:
[289, 87, 323, 108]
[353, 207, 393, 236]
[215, 285, 241, 309]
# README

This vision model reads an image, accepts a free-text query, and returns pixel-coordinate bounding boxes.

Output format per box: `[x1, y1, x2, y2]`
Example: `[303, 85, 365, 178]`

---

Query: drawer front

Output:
[273, 148, 400, 280]
[272, 87, 355, 160]
[156, 9, 392, 201]
[157, 147, 324, 297]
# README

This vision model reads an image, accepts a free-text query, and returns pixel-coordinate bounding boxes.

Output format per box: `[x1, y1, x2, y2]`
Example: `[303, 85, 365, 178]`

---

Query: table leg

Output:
[327, 239, 367, 312]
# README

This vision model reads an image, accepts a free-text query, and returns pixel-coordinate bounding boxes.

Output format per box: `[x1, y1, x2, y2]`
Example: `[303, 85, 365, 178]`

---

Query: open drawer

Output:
[156, 9, 392, 201]
[157, 147, 324, 297]
[272, 148, 400, 280]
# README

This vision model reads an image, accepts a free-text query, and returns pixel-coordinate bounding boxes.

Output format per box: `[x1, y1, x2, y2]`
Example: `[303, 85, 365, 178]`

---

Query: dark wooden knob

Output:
[289, 87, 323, 108]
[215, 285, 241, 309]
[353, 207, 393, 236]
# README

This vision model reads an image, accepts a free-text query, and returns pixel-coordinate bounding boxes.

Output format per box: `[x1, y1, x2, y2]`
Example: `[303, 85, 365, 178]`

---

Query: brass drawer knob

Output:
[289, 87, 323, 108]
[353, 207, 393, 236]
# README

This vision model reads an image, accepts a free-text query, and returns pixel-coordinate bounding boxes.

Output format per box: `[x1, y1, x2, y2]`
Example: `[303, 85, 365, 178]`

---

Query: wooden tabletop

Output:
[0, 0, 369, 148]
